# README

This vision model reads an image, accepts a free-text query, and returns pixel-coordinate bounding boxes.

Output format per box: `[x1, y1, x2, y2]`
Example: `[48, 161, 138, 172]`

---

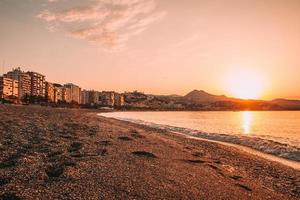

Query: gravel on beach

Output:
[0, 105, 299, 200]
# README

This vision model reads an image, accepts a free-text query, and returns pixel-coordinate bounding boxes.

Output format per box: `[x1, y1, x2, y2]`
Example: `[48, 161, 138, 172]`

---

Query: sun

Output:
[225, 69, 264, 99]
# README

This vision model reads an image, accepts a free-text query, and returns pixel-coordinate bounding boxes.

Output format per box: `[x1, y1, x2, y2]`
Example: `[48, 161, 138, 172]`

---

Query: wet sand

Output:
[0, 105, 299, 199]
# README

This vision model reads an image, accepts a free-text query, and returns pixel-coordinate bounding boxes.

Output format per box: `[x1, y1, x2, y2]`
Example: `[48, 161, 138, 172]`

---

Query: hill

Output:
[183, 90, 232, 103]
[271, 99, 300, 110]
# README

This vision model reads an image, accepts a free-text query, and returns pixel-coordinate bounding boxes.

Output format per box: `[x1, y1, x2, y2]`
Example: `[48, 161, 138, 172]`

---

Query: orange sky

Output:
[0, 0, 300, 100]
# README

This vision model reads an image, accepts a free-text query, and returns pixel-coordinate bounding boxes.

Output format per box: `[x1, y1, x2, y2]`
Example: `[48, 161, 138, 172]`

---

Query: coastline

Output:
[100, 111, 300, 163]
[0, 105, 299, 199]
[103, 114, 300, 170]
[172, 131, 300, 170]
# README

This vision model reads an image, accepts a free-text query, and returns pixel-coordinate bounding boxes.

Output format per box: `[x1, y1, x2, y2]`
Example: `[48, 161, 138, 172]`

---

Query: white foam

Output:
[109, 116, 300, 162]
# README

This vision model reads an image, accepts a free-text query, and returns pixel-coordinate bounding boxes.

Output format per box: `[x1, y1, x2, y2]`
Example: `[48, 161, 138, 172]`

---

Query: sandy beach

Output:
[0, 105, 299, 200]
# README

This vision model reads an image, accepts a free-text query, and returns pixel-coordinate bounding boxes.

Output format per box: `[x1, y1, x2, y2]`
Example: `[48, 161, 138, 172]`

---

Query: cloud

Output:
[37, 0, 165, 50]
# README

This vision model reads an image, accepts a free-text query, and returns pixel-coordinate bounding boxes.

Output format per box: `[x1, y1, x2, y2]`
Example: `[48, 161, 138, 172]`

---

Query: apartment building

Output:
[62, 87, 72, 103]
[64, 83, 81, 103]
[99, 91, 115, 107]
[26, 71, 46, 97]
[4, 67, 31, 99]
[89, 90, 99, 105]
[53, 84, 63, 103]
[81, 90, 89, 105]
[0, 77, 19, 101]
[114, 93, 125, 107]
[45, 82, 55, 102]
[81, 90, 99, 105]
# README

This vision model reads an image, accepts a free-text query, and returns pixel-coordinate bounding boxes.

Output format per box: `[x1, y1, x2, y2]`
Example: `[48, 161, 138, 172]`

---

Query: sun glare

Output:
[225, 69, 264, 99]
[242, 111, 252, 134]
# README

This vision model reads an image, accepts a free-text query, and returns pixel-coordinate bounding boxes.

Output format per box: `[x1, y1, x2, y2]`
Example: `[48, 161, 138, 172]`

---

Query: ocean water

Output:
[99, 111, 300, 161]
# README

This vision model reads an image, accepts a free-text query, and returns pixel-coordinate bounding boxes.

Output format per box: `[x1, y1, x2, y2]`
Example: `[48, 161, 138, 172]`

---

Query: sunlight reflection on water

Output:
[100, 111, 300, 148]
[242, 111, 252, 134]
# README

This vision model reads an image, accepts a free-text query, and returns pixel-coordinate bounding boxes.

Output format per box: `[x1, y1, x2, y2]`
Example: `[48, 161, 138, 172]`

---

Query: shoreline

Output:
[99, 112, 300, 163]
[101, 114, 300, 170]
[172, 131, 300, 170]
[1, 105, 299, 199]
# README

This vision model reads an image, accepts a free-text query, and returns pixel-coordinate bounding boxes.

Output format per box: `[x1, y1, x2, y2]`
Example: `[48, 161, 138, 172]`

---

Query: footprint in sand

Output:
[98, 140, 112, 146]
[208, 164, 226, 176]
[47, 150, 63, 159]
[0, 177, 10, 186]
[132, 151, 157, 158]
[183, 159, 206, 164]
[118, 136, 133, 141]
[131, 133, 145, 139]
[46, 164, 65, 178]
[213, 160, 222, 164]
[0, 154, 20, 169]
[68, 142, 83, 152]
[97, 148, 108, 156]
[191, 152, 205, 157]
[235, 183, 252, 191]
[230, 175, 243, 180]
[0, 193, 22, 200]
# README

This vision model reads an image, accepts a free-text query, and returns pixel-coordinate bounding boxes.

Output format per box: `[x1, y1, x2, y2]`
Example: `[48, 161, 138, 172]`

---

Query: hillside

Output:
[183, 90, 232, 103]
[271, 99, 300, 110]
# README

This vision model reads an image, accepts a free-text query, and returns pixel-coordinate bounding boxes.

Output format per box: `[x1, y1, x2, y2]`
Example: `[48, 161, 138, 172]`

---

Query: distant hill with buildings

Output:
[1, 67, 300, 110]
[150, 90, 300, 111]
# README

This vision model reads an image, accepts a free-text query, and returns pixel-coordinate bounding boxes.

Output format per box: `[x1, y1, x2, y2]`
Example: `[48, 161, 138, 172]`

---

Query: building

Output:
[0, 77, 19, 101]
[81, 90, 100, 105]
[99, 91, 115, 107]
[81, 90, 89, 105]
[26, 71, 46, 97]
[45, 82, 55, 102]
[62, 87, 71, 103]
[64, 83, 81, 103]
[124, 91, 147, 104]
[88, 90, 99, 105]
[4, 67, 31, 99]
[114, 93, 125, 107]
[52, 84, 63, 103]
[54, 87, 63, 103]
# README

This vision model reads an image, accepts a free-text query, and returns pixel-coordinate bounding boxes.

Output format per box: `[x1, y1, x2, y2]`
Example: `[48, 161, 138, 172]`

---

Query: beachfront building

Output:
[81, 90, 89, 105]
[62, 87, 71, 103]
[45, 82, 55, 102]
[26, 71, 46, 97]
[0, 76, 19, 101]
[114, 93, 125, 107]
[64, 83, 81, 103]
[99, 91, 115, 107]
[4, 67, 31, 99]
[81, 90, 99, 105]
[54, 87, 63, 103]
[89, 91, 99, 105]
[53, 84, 63, 103]
[81, 90, 100, 105]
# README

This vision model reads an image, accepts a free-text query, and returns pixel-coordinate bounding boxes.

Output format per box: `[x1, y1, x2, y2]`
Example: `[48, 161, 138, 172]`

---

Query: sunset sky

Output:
[0, 0, 300, 100]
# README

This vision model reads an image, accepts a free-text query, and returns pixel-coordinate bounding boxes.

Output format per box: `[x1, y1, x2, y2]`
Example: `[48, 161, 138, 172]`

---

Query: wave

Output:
[116, 117, 300, 162]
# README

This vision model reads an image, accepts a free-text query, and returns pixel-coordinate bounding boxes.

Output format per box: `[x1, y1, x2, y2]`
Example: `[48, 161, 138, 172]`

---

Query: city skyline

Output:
[1, 0, 300, 100]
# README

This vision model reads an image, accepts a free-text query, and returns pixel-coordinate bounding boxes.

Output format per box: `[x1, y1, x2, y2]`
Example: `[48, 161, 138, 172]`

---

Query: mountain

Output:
[184, 90, 232, 103]
[126, 89, 300, 110]
[183, 90, 300, 110]
[271, 99, 300, 110]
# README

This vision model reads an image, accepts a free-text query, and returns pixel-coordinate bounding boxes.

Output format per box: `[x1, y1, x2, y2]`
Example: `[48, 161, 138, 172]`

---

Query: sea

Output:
[99, 111, 300, 162]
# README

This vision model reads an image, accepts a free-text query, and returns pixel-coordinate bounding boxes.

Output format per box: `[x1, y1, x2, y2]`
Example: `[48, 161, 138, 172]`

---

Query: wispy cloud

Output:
[37, 0, 165, 50]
